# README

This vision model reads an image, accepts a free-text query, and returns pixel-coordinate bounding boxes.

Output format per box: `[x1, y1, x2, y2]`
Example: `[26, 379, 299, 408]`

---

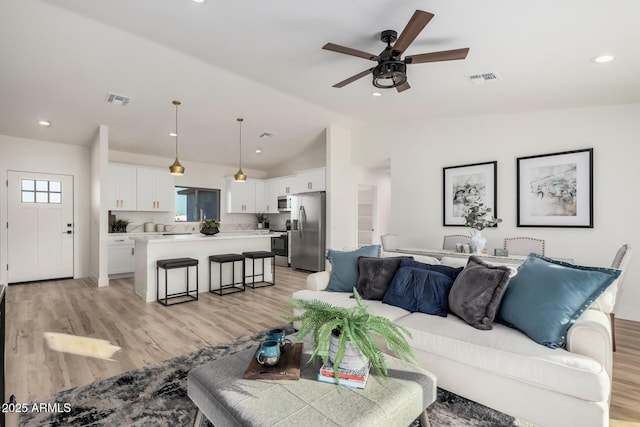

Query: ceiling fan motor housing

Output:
[373, 61, 407, 88]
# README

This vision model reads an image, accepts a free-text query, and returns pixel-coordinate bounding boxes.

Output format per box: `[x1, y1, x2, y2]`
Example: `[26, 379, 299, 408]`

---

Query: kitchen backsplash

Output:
[110, 211, 290, 233]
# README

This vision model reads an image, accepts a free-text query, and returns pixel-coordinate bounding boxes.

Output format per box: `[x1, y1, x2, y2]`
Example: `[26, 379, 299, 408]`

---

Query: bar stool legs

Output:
[156, 257, 199, 306]
[242, 251, 276, 289]
[209, 254, 246, 296]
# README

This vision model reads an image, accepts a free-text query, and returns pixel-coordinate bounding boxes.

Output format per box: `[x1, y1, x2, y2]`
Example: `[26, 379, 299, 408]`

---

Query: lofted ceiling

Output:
[1, 0, 639, 171]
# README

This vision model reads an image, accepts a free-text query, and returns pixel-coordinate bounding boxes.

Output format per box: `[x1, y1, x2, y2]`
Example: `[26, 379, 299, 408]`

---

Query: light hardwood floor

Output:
[4, 268, 640, 425]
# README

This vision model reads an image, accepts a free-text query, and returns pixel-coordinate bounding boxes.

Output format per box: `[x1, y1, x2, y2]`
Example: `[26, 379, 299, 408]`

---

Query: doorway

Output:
[7, 171, 74, 283]
[357, 185, 376, 247]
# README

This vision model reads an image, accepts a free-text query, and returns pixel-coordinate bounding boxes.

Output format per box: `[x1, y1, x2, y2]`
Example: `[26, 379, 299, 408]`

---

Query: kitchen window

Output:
[21, 179, 61, 204]
[175, 186, 221, 222]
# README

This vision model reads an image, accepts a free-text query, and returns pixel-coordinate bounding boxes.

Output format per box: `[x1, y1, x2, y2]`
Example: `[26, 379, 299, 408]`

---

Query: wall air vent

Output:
[105, 93, 131, 106]
[467, 72, 501, 84]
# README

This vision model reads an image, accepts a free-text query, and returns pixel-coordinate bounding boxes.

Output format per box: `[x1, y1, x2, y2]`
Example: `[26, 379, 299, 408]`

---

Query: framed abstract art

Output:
[516, 148, 593, 228]
[443, 161, 497, 227]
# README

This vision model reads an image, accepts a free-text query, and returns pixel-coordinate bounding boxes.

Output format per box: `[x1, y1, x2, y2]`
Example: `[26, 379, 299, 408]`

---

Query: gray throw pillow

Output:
[448, 256, 514, 330]
[356, 256, 406, 300]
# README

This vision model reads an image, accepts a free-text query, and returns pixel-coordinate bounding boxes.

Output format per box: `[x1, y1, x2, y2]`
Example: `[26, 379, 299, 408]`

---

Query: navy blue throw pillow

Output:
[400, 258, 464, 281]
[383, 266, 454, 316]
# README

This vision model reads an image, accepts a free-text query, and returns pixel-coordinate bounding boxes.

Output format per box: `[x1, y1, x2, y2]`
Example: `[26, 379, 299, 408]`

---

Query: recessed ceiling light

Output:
[38, 120, 51, 127]
[592, 55, 615, 63]
[372, 92, 382, 97]
[259, 132, 273, 139]
[255, 148, 263, 154]
[192, 0, 205, 3]
[169, 132, 177, 137]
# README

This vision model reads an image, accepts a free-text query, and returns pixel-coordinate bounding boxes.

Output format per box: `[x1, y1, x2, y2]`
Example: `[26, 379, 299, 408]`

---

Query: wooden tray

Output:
[244, 342, 303, 380]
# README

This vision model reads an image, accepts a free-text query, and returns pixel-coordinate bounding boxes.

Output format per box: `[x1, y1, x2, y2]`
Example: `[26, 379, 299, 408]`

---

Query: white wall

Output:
[326, 125, 357, 250]
[0, 134, 91, 284]
[348, 103, 640, 321]
[267, 130, 327, 178]
[356, 167, 391, 246]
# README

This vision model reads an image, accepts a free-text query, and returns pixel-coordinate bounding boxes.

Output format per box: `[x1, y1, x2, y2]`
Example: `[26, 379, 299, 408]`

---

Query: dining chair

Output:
[442, 234, 471, 251]
[380, 233, 399, 251]
[503, 237, 545, 256]
[609, 243, 633, 351]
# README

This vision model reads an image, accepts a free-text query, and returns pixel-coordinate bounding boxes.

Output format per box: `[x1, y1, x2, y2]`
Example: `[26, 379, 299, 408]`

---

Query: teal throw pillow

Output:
[326, 245, 381, 292]
[497, 254, 621, 348]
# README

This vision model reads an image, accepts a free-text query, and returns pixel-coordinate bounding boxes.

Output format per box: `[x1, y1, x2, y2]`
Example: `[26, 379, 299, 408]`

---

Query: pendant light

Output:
[169, 100, 185, 176]
[233, 117, 247, 182]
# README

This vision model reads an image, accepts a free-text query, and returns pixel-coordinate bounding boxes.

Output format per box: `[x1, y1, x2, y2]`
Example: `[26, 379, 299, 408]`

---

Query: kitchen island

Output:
[132, 232, 272, 302]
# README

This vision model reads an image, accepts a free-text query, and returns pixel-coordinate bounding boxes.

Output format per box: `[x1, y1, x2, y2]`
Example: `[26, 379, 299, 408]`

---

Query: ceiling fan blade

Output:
[393, 10, 434, 54]
[396, 81, 411, 93]
[406, 48, 470, 64]
[332, 68, 375, 88]
[323, 43, 379, 61]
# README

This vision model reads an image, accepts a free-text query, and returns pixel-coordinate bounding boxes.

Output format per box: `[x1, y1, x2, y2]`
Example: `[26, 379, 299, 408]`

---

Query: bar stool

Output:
[156, 257, 199, 306]
[209, 254, 245, 296]
[242, 251, 276, 289]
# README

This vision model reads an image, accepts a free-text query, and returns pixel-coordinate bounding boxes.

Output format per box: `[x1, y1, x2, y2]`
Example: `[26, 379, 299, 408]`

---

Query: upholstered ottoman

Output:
[188, 343, 436, 427]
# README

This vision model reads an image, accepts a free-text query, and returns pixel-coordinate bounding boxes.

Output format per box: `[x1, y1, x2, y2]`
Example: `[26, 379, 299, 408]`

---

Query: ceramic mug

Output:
[268, 328, 289, 346]
[256, 340, 280, 366]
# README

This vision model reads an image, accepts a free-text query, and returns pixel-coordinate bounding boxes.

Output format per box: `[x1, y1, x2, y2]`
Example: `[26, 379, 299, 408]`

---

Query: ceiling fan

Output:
[323, 10, 470, 92]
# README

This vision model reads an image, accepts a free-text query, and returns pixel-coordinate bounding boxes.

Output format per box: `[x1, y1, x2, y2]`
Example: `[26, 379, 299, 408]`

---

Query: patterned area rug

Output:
[20, 326, 522, 427]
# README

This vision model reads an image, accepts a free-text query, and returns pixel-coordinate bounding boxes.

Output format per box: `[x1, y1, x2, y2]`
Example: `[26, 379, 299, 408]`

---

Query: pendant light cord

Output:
[238, 118, 243, 168]
[175, 103, 179, 158]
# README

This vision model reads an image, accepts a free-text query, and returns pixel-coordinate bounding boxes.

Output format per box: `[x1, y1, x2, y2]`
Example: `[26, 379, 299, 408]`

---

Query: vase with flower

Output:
[463, 202, 501, 254]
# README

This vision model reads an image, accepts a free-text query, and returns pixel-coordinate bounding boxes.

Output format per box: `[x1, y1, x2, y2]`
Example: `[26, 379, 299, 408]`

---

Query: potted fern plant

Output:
[200, 219, 220, 236]
[288, 290, 417, 381]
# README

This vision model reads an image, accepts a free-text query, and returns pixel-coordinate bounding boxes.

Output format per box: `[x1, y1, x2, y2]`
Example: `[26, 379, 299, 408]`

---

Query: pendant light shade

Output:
[234, 117, 246, 182]
[169, 100, 185, 176]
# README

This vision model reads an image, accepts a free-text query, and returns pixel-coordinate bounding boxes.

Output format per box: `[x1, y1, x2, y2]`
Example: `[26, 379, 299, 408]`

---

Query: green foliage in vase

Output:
[463, 201, 502, 230]
[288, 289, 417, 380]
[255, 212, 267, 223]
[201, 219, 220, 229]
[111, 219, 131, 233]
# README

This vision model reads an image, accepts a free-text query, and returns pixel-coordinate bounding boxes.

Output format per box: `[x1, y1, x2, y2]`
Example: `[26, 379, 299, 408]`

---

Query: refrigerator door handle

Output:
[299, 205, 306, 239]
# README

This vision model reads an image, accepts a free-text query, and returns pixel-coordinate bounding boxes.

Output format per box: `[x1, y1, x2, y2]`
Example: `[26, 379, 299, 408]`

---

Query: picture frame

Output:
[516, 148, 593, 228]
[443, 161, 497, 227]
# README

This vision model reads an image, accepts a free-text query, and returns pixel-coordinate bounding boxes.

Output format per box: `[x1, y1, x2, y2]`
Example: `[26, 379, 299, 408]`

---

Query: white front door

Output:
[7, 171, 74, 283]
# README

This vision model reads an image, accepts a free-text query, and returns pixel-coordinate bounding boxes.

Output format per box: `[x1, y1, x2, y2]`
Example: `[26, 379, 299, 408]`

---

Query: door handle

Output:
[62, 230, 72, 234]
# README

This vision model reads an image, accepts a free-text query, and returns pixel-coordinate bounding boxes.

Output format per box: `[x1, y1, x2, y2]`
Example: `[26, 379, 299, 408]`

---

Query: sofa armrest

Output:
[566, 309, 613, 380]
[306, 271, 331, 291]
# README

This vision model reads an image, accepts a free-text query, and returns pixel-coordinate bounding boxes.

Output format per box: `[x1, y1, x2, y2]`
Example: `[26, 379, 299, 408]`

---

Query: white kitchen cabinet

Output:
[262, 178, 280, 214]
[294, 167, 325, 193]
[277, 176, 296, 196]
[108, 236, 135, 275]
[136, 167, 174, 211]
[225, 176, 257, 213]
[108, 164, 137, 211]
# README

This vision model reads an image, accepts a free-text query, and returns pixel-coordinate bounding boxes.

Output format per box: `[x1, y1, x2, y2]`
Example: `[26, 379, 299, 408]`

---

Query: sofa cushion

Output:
[382, 267, 454, 316]
[355, 256, 406, 300]
[326, 245, 381, 292]
[395, 312, 610, 402]
[400, 258, 464, 281]
[448, 256, 514, 330]
[497, 254, 621, 348]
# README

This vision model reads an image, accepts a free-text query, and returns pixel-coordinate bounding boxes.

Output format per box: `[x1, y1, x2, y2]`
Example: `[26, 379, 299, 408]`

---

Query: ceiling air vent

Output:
[467, 72, 501, 85]
[105, 93, 131, 106]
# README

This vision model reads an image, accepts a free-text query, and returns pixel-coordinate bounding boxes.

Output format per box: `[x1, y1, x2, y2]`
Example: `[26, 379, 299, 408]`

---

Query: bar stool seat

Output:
[209, 253, 245, 296]
[156, 257, 199, 306]
[242, 251, 275, 289]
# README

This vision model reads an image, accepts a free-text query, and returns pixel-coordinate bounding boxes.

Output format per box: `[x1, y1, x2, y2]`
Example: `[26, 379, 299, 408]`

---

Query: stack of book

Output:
[317, 360, 371, 389]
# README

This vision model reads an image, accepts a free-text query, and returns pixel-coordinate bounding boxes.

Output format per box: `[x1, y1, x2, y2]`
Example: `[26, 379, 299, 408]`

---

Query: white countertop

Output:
[131, 231, 272, 244]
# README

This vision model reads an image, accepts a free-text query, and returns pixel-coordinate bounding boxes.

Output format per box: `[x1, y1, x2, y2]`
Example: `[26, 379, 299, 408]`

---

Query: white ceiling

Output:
[2, 0, 639, 171]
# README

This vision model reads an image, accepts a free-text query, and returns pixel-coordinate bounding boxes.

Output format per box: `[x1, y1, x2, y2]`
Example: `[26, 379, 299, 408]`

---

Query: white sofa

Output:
[292, 254, 613, 427]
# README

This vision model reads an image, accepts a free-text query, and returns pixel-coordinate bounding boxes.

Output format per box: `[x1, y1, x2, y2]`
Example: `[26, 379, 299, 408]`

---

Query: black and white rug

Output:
[20, 326, 523, 426]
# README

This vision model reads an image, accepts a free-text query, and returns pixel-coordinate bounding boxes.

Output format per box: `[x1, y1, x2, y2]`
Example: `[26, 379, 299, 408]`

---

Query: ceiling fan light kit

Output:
[169, 100, 185, 176]
[234, 117, 247, 182]
[323, 10, 469, 92]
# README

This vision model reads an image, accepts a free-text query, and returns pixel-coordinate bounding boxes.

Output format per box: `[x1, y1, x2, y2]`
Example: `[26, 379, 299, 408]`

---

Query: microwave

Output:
[277, 196, 291, 212]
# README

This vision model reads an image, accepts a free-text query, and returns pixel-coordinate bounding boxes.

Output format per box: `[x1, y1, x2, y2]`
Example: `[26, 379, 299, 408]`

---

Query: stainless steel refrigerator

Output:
[290, 191, 326, 272]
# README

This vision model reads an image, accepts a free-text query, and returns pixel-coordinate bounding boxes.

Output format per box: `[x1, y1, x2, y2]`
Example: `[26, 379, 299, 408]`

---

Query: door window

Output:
[21, 179, 62, 204]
